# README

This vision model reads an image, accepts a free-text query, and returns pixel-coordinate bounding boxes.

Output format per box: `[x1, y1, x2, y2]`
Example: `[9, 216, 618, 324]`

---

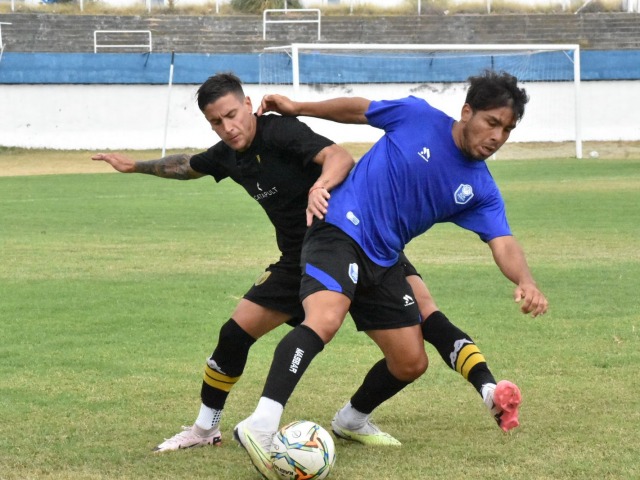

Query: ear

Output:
[244, 95, 253, 111]
[460, 103, 473, 122]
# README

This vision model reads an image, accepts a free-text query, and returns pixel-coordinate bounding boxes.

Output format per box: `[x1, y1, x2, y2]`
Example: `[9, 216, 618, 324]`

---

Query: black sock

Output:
[421, 311, 496, 395]
[201, 318, 256, 409]
[350, 359, 413, 414]
[261, 324, 325, 407]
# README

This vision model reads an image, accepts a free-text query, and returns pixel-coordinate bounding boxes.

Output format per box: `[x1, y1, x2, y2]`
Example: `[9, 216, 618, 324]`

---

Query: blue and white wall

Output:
[0, 51, 638, 149]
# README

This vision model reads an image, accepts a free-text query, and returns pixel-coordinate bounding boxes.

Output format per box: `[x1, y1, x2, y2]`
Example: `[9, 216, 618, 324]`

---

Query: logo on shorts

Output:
[403, 294, 415, 306]
[254, 271, 271, 286]
[454, 184, 474, 204]
[348, 263, 359, 284]
[346, 211, 360, 225]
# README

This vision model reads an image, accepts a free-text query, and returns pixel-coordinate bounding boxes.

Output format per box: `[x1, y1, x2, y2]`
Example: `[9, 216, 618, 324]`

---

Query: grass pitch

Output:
[0, 151, 639, 479]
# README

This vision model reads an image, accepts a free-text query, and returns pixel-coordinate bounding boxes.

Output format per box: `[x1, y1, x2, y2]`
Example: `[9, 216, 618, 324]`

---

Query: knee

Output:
[390, 352, 429, 382]
[411, 353, 429, 380]
[302, 293, 350, 343]
[302, 315, 343, 344]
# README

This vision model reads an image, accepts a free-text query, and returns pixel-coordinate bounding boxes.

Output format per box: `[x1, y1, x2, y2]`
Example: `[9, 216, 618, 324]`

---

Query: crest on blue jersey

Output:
[454, 184, 474, 204]
[348, 263, 359, 284]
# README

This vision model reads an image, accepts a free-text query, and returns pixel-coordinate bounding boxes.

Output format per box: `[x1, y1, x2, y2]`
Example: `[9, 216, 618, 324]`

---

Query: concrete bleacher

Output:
[0, 12, 638, 54]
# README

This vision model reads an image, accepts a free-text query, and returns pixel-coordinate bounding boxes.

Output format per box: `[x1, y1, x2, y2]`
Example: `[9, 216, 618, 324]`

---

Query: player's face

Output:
[458, 104, 517, 160]
[202, 92, 256, 152]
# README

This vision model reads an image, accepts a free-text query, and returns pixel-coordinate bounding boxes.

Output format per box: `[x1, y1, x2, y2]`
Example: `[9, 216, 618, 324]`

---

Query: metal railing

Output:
[0, 22, 11, 62]
[263, 9, 321, 41]
[93, 30, 152, 53]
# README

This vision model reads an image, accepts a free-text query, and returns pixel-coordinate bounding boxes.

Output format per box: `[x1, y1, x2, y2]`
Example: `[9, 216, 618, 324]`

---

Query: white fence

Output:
[93, 30, 152, 53]
[263, 9, 321, 41]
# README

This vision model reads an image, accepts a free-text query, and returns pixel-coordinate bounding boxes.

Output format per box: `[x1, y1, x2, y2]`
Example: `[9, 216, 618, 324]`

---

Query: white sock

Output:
[250, 397, 284, 432]
[195, 403, 222, 431]
[481, 383, 498, 412]
[337, 401, 369, 429]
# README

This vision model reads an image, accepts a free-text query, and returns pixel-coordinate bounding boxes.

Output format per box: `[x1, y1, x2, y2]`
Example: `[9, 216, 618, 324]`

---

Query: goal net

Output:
[259, 43, 582, 158]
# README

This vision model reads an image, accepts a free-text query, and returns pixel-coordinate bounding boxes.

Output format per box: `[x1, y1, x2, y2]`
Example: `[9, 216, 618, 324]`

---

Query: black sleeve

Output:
[189, 142, 233, 182]
[262, 115, 335, 167]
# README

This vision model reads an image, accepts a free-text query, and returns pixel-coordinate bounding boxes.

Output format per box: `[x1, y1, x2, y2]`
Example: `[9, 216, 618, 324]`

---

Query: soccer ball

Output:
[270, 420, 336, 480]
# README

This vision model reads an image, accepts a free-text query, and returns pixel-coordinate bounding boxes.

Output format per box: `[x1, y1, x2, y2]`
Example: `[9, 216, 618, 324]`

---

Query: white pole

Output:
[573, 45, 582, 159]
[162, 51, 175, 158]
[291, 44, 300, 99]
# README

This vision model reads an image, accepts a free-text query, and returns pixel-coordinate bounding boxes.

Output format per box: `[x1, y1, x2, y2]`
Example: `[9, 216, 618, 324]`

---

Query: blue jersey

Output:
[324, 96, 511, 267]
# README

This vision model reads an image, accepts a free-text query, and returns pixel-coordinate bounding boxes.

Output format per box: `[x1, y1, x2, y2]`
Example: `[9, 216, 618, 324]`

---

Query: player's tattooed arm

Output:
[134, 154, 204, 180]
[92, 152, 204, 179]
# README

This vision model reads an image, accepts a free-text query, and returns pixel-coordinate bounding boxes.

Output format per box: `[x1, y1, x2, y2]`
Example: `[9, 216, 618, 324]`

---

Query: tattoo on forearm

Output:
[135, 154, 195, 179]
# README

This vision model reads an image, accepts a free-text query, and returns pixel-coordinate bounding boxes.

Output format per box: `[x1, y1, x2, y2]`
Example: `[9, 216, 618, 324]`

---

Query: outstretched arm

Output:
[306, 144, 355, 226]
[258, 94, 371, 125]
[488, 235, 548, 317]
[91, 152, 204, 180]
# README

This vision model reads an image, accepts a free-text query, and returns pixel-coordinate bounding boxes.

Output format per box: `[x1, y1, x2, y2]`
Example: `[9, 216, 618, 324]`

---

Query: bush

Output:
[230, 0, 303, 14]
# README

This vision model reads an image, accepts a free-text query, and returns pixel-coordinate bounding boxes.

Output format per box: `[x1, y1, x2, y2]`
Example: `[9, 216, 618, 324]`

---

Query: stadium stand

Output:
[0, 12, 638, 54]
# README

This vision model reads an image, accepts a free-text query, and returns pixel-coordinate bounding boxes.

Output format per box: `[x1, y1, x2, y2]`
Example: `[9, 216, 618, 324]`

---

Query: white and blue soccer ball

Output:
[270, 420, 336, 480]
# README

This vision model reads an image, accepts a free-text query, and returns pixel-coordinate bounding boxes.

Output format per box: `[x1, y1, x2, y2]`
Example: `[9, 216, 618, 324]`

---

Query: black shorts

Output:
[243, 259, 305, 327]
[300, 221, 421, 331]
[397, 251, 420, 278]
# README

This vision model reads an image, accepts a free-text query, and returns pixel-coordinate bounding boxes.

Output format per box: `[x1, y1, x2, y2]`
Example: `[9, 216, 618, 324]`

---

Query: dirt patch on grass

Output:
[0, 149, 169, 177]
[0, 156, 114, 177]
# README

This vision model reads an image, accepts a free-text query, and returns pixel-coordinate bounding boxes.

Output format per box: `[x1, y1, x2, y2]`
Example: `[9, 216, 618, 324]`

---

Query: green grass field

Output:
[1, 154, 639, 479]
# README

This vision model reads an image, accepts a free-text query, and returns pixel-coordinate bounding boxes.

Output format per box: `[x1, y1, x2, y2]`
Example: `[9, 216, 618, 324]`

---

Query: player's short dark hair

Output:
[196, 72, 245, 112]
[465, 70, 529, 122]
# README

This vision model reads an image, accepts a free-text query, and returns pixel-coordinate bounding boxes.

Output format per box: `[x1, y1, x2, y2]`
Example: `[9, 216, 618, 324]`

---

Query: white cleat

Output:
[153, 424, 222, 453]
[233, 418, 279, 480]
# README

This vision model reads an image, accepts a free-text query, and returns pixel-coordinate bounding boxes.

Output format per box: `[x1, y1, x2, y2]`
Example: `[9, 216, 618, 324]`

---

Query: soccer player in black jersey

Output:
[93, 73, 516, 456]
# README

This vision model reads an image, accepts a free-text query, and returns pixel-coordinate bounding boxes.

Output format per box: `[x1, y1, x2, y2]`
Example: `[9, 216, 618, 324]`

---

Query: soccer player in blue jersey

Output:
[92, 73, 506, 457]
[235, 70, 548, 479]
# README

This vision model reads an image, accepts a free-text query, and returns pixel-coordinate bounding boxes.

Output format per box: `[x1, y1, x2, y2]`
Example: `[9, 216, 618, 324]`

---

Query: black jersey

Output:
[189, 114, 333, 263]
